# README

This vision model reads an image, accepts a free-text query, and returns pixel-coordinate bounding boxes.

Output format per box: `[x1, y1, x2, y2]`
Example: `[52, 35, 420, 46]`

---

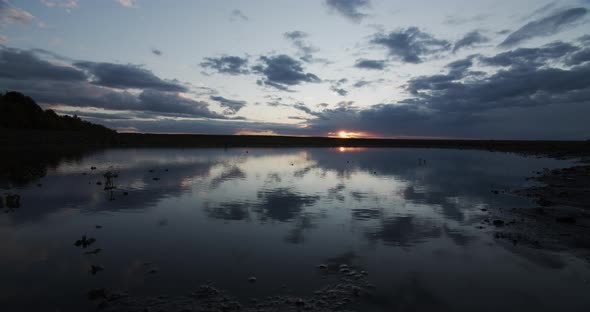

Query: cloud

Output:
[0, 46, 232, 119]
[283, 31, 320, 63]
[370, 27, 451, 63]
[137, 90, 227, 118]
[151, 48, 162, 56]
[200, 55, 249, 75]
[41, 0, 78, 9]
[0, 1, 34, 26]
[74, 61, 188, 92]
[0, 35, 7, 42]
[99, 117, 312, 137]
[52, 109, 134, 120]
[230, 9, 248, 22]
[500, 8, 588, 48]
[453, 31, 489, 52]
[210, 95, 247, 115]
[325, 0, 370, 22]
[299, 39, 590, 139]
[578, 34, 590, 45]
[330, 86, 348, 96]
[409, 54, 590, 114]
[293, 103, 326, 119]
[5, 76, 230, 118]
[2, 77, 229, 118]
[480, 41, 578, 67]
[115, 0, 138, 8]
[0, 47, 86, 81]
[352, 78, 385, 88]
[284, 31, 307, 41]
[329, 78, 348, 96]
[354, 58, 387, 70]
[566, 47, 590, 65]
[252, 54, 320, 90]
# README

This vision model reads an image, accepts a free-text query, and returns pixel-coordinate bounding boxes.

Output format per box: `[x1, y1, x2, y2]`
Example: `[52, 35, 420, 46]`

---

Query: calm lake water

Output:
[1, 147, 589, 311]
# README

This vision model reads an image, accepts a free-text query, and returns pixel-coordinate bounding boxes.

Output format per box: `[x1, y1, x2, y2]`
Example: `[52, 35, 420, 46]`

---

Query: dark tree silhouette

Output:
[0, 91, 115, 134]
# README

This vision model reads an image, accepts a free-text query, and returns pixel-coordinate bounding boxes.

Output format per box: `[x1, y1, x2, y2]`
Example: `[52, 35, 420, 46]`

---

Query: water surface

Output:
[1, 147, 589, 311]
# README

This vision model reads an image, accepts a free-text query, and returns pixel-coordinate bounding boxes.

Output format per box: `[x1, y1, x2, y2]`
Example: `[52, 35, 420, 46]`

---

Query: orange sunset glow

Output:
[331, 130, 366, 139]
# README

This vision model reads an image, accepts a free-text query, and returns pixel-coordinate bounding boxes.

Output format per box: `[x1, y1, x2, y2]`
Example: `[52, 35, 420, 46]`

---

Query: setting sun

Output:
[333, 130, 367, 139]
[338, 131, 351, 138]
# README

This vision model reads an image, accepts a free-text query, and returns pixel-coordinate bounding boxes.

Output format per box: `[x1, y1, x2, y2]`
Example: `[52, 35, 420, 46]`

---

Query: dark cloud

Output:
[354, 59, 387, 70]
[100, 116, 308, 136]
[3, 77, 228, 119]
[74, 61, 187, 92]
[151, 48, 162, 56]
[283, 31, 320, 63]
[406, 57, 474, 95]
[200, 55, 249, 75]
[499, 8, 588, 48]
[578, 34, 590, 45]
[524, 2, 559, 20]
[325, 0, 370, 22]
[453, 31, 489, 52]
[446, 57, 476, 74]
[566, 47, 590, 65]
[352, 80, 370, 88]
[0, 49, 226, 119]
[229, 9, 248, 22]
[0, 47, 86, 81]
[300, 40, 590, 139]
[480, 41, 578, 67]
[137, 90, 227, 118]
[210, 95, 247, 115]
[408, 50, 590, 114]
[293, 102, 326, 119]
[253, 54, 320, 90]
[0, 47, 231, 119]
[352, 78, 385, 88]
[53, 109, 134, 120]
[284, 30, 307, 41]
[329, 78, 348, 96]
[330, 86, 348, 96]
[370, 27, 451, 63]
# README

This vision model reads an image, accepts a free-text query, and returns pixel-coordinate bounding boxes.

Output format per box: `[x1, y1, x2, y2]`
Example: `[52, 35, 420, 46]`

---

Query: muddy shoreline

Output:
[487, 154, 590, 263]
[95, 267, 374, 312]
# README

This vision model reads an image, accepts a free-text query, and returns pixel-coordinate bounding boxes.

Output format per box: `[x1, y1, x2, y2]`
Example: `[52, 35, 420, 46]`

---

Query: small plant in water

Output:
[74, 235, 96, 248]
[103, 172, 117, 191]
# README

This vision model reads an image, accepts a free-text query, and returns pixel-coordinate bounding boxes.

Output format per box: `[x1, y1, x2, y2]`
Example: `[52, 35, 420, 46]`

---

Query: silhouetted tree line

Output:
[0, 91, 115, 134]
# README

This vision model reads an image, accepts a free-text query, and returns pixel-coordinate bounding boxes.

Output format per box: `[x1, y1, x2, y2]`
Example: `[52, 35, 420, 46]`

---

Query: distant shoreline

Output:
[1, 128, 589, 157]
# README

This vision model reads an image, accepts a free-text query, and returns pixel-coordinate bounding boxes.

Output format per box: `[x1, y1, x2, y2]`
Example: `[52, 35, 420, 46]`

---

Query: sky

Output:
[1, 0, 589, 139]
